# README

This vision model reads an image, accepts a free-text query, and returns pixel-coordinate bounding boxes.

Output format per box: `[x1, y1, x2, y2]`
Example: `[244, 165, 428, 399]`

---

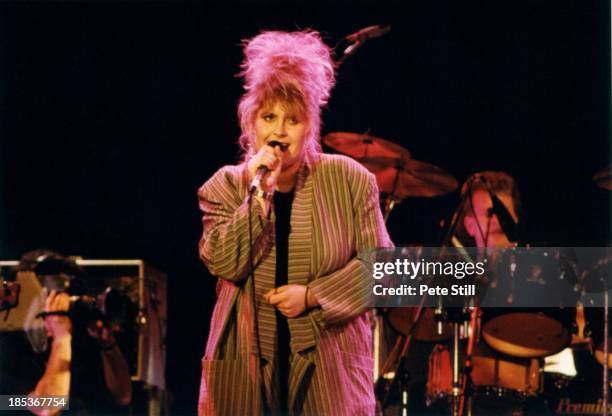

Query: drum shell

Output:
[426, 343, 541, 404]
[480, 249, 578, 358]
[543, 348, 611, 415]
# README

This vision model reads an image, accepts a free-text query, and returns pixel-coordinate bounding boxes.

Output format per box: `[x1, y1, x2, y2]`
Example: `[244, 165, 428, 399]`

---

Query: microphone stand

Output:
[441, 180, 472, 247]
[335, 25, 391, 66]
[337, 41, 363, 66]
[376, 186, 429, 413]
[479, 177, 519, 244]
[247, 192, 270, 414]
[382, 161, 402, 222]
[440, 182, 477, 416]
[378, 292, 429, 412]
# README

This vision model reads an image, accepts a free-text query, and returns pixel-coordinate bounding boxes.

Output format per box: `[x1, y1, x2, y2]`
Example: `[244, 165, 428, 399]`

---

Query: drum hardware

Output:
[376, 294, 429, 412]
[452, 319, 461, 416]
[377, 262, 474, 415]
[399, 371, 410, 416]
[337, 135, 459, 401]
[578, 256, 612, 416]
[392, 278, 476, 415]
[435, 298, 445, 336]
[457, 304, 480, 416]
[377, 295, 470, 413]
[444, 306, 476, 416]
[425, 192, 479, 416]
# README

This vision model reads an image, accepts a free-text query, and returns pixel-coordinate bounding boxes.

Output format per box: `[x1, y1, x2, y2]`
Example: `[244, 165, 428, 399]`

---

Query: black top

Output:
[273, 189, 294, 413]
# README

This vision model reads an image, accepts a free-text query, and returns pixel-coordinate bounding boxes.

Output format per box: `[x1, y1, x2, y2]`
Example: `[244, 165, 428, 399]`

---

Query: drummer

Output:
[454, 171, 520, 249]
[453, 171, 556, 415]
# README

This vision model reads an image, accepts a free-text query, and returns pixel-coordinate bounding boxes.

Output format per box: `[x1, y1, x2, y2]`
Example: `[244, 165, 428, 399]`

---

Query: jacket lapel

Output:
[287, 156, 316, 354]
[286, 156, 318, 413]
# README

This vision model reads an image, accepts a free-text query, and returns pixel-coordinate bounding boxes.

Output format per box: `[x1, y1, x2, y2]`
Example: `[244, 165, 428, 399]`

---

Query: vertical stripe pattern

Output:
[198, 153, 393, 415]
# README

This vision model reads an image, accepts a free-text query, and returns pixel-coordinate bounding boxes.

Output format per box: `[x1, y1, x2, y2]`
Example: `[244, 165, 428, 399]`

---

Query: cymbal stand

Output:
[374, 172, 401, 385]
[441, 179, 472, 247]
[383, 196, 397, 223]
[382, 162, 402, 222]
[458, 303, 479, 416]
[377, 179, 470, 412]
[452, 321, 461, 416]
[446, 306, 471, 416]
[378, 293, 429, 412]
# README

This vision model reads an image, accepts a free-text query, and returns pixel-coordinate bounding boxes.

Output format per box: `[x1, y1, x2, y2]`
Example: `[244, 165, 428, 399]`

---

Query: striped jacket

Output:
[197, 153, 392, 415]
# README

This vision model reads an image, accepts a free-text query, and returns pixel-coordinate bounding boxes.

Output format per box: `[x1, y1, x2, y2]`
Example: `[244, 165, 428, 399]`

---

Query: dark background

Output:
[1, 1, 610, 414]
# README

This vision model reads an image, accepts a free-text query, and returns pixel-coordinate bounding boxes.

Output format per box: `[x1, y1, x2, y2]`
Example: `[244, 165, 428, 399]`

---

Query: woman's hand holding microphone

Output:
[247, 143, 284, 214]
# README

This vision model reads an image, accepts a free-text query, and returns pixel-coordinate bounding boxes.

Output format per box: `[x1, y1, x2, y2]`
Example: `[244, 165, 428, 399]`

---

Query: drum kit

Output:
[323, 132, 612, 416]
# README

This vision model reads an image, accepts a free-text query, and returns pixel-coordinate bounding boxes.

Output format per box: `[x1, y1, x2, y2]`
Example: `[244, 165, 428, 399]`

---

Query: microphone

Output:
[489, 193, 519, 243]
[249, 141, 288, 193]
[343, 25, 391, 56]
[345, 25, 391, 43]
[478, 176, 519, 242]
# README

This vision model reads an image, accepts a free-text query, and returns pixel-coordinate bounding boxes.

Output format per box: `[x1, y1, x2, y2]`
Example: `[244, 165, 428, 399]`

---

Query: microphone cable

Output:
[248, 191, 271, 415]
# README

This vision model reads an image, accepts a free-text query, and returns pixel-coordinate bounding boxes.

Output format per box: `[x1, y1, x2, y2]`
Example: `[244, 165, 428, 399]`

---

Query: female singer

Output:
[197, 30, 391, 415]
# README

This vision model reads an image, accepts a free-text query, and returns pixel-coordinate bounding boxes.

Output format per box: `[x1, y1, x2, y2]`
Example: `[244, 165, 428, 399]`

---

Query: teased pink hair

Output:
[237, 30, 336, 158]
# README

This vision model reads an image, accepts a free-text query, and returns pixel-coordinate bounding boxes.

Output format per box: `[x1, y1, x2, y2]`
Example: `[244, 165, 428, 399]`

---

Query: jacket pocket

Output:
[339, 352, 376, 415]
[199, 358, 258, 416]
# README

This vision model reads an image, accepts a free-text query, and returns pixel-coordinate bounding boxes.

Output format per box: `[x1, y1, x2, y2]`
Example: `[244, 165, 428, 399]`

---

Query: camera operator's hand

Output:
[30, 290, 72, 415]
[87, 320, 117, 349]
[44, 290, 72, 339]
[87, 320, 133, 406]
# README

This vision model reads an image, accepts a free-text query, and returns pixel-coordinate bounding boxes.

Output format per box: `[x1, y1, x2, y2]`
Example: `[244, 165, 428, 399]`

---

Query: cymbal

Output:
[359, 156, 458, 198]
[322, 132, 411, 160]
[593, 165, 612, 190]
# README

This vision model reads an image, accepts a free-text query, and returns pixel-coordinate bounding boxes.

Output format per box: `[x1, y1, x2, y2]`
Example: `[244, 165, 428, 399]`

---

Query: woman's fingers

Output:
[274, 285, 287, 293]
[264, 285, 307, 318]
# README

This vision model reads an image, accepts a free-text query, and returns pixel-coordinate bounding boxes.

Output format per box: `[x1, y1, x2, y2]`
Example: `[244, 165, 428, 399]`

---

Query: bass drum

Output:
[426, 343, 541, 414]
[543, 347, 608, 415]
[481, 248, 578, 358]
